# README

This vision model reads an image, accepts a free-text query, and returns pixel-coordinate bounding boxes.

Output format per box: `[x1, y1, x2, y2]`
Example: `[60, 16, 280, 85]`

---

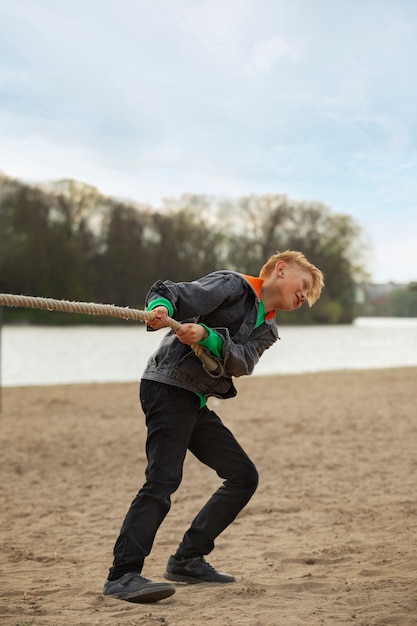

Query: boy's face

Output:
[272, 261, 313, 311]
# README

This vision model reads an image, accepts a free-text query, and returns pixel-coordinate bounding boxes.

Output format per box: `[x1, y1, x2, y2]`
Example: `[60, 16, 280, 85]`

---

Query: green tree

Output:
[147, 197, 227, 282]
[388, 287, 417, 316]
[97, 201, 153, 307]
[0, 177, 52, 296]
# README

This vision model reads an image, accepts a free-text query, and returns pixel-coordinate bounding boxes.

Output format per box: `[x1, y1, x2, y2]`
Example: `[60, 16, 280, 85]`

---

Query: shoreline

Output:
[3, 362, 417, 390]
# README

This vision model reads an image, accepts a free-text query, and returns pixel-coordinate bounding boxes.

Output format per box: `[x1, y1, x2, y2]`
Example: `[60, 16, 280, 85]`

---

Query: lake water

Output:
[1, 317, 417, 387]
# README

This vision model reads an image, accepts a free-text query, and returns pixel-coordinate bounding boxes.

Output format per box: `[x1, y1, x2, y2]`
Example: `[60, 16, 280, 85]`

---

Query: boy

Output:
[103, 250, 324, 603]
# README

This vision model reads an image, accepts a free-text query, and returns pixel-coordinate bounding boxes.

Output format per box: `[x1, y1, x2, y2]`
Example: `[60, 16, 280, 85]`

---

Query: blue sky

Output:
[1, 0, 416, 283]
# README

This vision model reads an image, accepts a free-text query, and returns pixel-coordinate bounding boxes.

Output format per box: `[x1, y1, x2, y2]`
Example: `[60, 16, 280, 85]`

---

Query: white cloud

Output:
[246, 36, 297, 75]
[372, 234, 417, 284]
[182, 0, 252, 45]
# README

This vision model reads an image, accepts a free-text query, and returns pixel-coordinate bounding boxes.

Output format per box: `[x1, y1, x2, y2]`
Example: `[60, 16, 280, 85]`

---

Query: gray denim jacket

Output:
[141, 270, 279, 399]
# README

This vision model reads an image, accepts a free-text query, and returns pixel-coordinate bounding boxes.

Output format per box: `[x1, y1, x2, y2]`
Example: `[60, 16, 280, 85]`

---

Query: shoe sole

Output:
[164, 572, 235, 585]
[106, 586, 176, 603]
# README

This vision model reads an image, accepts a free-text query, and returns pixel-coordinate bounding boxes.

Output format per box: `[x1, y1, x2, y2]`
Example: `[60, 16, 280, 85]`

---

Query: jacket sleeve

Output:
[145, 272, 242, 320]
[215, 325, 278, 377]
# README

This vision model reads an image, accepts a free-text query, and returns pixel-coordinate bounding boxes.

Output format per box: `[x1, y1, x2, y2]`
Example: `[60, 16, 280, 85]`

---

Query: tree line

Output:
[0, 173, 369, 324]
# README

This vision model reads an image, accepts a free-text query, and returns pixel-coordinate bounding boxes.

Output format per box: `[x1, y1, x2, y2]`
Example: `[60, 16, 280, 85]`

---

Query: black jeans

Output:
[108, 380, 259, 579]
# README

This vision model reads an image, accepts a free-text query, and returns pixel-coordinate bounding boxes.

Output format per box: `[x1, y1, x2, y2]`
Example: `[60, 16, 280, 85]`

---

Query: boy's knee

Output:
[247, 463, 259, 493]
[143, 473, 182, 498]
[234, 462, 259, 495]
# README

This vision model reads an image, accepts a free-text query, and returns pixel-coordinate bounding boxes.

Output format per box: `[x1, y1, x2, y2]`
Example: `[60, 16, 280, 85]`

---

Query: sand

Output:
[1, 367, 417, 626]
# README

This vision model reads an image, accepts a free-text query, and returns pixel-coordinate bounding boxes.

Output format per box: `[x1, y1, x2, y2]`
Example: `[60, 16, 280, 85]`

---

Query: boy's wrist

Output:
[198, 323, 224, 358]
[146, 297, 174, 318]
[198, 324, 209, 341]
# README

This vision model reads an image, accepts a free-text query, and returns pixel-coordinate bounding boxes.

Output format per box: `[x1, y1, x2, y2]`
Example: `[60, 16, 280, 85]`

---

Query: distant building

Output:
[355, 282, 406, 305]
[365, 282, 407, 303]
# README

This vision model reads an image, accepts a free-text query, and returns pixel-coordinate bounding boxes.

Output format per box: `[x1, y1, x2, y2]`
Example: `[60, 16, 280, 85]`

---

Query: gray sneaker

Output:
[103, 572, 175, 603]
[164, 555, 235, 584]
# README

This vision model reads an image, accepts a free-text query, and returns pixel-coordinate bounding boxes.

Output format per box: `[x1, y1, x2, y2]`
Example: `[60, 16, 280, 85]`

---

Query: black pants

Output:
[108, 380, 259, 580]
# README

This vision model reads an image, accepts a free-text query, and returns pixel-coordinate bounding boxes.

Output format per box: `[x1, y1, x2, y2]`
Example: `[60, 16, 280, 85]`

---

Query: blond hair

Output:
[259, 250, 324, 307]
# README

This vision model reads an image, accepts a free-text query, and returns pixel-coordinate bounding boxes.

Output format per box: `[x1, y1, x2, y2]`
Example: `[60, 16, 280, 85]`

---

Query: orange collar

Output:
[241, 274, 276, 320]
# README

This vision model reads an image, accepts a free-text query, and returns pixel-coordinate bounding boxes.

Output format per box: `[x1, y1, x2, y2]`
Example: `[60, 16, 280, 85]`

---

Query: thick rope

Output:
[0, 292, 173, 325]
[0, 293, 224, 376]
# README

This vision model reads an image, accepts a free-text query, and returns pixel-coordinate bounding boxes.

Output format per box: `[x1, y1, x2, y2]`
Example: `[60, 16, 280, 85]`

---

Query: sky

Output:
[0, 0, 416, 284]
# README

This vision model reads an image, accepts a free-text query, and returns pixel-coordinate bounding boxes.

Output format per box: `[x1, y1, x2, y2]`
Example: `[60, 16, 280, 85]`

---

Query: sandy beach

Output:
[1, 367, 417, 626]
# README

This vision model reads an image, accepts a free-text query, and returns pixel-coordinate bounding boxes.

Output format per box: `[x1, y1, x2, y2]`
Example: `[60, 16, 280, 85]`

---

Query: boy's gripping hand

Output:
[146, 309, 209, 347]
[146, 305, 170, 330]
[175, 323, 208, 345]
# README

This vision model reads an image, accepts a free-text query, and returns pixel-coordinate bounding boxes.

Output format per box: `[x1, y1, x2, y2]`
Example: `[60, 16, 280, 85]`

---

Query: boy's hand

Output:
[175, 323, 208, 345]
[146, 306, 170, 330]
